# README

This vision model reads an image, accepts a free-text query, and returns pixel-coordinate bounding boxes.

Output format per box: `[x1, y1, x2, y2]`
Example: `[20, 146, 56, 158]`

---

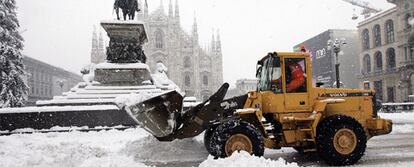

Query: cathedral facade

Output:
[138, 0, 224, 101]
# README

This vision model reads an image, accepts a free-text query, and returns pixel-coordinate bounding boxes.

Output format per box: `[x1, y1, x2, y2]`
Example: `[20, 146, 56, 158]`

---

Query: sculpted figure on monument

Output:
[106, 39, 147, 63]
[114, 0, 140, 20]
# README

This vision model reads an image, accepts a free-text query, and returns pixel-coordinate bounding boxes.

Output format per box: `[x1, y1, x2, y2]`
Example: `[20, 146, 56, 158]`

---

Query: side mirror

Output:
[316, 82, 324, 87]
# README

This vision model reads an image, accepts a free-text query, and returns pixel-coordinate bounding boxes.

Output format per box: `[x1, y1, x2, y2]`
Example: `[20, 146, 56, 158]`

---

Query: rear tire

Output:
[209, 118, 264, 158]
[316, 115, 367, 166]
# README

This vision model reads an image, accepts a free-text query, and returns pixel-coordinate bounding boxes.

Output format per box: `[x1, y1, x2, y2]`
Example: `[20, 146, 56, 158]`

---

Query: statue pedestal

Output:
[95, 20, 150, 86]
[94, 63, 152, 86]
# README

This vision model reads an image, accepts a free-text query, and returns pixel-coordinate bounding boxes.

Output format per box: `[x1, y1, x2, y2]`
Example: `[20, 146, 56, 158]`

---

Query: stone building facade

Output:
[23, 56, 82, 106]
[136, 0, 224, 101]
[358, 0, 414, 102]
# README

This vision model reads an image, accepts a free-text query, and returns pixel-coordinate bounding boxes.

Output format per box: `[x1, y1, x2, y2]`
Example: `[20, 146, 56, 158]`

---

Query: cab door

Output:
[283, 57, 310, 111]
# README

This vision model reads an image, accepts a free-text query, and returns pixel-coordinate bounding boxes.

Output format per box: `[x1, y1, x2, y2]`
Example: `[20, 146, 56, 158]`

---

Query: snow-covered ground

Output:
[0, 127, 296, 167]
[0, 111, 413, 167]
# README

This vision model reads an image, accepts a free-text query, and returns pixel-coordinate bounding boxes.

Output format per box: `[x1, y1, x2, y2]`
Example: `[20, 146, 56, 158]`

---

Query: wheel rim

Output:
[333, 128, 357, 155]
[225, 133, 253, 156]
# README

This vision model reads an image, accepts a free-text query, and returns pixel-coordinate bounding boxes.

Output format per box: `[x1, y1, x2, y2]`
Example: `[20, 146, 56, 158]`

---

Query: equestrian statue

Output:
[114, 0, 140, 20]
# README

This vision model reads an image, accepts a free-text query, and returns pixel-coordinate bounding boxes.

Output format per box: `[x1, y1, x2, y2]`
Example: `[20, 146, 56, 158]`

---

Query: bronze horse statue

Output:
[114, 0, 140, 20]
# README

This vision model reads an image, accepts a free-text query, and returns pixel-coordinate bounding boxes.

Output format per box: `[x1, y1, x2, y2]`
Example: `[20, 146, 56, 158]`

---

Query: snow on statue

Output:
[151, 62, 182, 94]
[0, 0, 28, 108]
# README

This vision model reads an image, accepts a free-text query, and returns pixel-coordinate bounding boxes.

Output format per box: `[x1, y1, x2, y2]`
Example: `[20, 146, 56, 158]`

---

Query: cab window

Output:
[284, 58, 307, 93]
[257, 56, 282, 93]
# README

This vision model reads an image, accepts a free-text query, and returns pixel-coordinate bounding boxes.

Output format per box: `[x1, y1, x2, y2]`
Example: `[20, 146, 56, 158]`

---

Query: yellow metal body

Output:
[234, 52, 392, 151]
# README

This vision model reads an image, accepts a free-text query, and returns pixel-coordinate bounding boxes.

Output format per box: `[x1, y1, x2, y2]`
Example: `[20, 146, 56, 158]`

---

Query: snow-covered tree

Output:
[0, 0, 28, 108]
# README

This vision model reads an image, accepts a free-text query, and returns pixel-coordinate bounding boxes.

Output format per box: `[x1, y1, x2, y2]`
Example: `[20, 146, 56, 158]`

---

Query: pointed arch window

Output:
[155, 30, 164, 49]
[203, 75, 208, 86]
[373, 24, 381, 47]
[184, 75, 190, 86]
[362, 29, 370, 50]
[374, 51, 383, 71]
[363, 54, 371, 73]
[385, 20, 394, 44]
[386, 48, 396, 69]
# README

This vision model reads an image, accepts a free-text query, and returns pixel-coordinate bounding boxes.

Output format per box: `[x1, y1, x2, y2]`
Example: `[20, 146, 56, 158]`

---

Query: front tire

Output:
[209, 118, 264, 158]
[204, 124, 218, 154]
[316, 115, 367, 166]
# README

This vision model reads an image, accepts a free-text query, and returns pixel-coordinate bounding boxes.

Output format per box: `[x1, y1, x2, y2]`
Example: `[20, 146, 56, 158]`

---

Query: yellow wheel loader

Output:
[125, 51, 392, 166]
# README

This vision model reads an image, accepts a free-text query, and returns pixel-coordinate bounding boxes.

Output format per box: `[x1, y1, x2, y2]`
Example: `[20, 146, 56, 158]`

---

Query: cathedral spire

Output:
[98, 31, 103, 50]
[168, 0, 173, 18]
[192, 12, 198, 45]
[144, 0, 148, 17]
[92, 26, 97, 50]
[159, 0, 164, 12]
[175, 0, 180, 25]
[216, 29, 221, 55]
[210, 29, 216, 53]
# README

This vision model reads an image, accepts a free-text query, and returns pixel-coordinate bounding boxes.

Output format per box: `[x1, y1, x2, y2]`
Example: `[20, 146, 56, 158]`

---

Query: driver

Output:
[286, 62, 305, 93]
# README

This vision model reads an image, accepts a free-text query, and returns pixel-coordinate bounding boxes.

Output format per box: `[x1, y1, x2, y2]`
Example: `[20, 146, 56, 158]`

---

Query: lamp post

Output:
[327, 38, 346, 88]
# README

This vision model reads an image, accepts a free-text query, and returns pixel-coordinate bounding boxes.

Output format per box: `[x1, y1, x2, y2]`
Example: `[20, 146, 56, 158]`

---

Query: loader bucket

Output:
[125, 91, 183, 138]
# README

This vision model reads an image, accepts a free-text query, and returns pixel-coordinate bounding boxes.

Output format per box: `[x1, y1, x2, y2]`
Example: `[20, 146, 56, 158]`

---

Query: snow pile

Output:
[0, 128, 212, 167]
[123, 135, 208, 163]
[199, 151, 298, 167]
[114, 92, 153, 109]
[0, 128, 150, 167]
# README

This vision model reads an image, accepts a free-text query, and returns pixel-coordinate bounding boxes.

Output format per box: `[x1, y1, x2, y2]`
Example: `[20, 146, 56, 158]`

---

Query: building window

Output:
[203, 75, 208, 86]
[184, 75, 190, 86]
[374, 51, 383, 71]
[184, 57, 191, 68]
[409, 36, 414, 60]
[374, 80, 383, 101]
[386, 48, 396, 69]
[373, 24, 381, 47]
[387, 87, 395, 102]
[363, 54, 371, 73]
[385, 20, 394, 44]
[362, 29, 370, 50]
[411, 45, 414, 60]
[155, 29, 164, 49]
[406, 14, 412, 29]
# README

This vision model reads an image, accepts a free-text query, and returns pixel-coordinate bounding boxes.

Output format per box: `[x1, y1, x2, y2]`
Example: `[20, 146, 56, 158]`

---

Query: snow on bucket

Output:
[120, 91, 183, 138]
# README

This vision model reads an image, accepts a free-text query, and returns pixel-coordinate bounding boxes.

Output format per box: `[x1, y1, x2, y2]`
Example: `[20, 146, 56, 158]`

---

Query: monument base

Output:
[101, 20, 148, 63]
[94, 63, 152, 86]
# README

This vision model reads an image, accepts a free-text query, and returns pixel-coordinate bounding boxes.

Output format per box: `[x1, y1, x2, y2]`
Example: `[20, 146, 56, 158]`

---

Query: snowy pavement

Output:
[0, 112, 413, 167]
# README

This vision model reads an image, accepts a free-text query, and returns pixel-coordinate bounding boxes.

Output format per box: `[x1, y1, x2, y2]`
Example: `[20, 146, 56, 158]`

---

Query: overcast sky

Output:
[16, 0, 394, 86]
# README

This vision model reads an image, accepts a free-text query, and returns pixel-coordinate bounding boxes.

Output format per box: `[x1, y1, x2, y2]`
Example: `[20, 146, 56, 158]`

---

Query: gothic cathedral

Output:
[139, 0, 223, 101]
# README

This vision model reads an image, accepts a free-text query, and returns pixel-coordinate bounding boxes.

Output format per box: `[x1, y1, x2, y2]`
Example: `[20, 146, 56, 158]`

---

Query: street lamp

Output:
[327, 38, 346, 88]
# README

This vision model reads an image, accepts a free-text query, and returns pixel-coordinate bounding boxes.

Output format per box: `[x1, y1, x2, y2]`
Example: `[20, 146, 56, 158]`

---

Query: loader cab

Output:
[256, 52, 312, 112]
